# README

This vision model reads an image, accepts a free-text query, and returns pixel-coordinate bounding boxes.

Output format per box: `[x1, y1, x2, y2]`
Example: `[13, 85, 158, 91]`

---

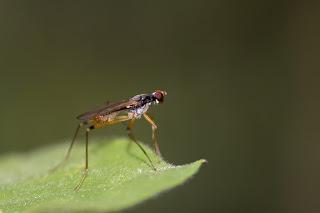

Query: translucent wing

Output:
[77, 99, 138, 121]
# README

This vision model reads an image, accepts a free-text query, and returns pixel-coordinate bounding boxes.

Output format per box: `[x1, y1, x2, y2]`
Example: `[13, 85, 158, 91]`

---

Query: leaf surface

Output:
[0, 138, 205, 212]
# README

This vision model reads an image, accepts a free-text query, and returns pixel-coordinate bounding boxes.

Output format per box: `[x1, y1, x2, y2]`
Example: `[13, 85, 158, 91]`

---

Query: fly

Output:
[51, 90, 167, 191]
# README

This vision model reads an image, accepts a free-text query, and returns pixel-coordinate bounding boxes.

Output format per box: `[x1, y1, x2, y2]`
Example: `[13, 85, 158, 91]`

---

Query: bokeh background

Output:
[0, 1, 319, 212]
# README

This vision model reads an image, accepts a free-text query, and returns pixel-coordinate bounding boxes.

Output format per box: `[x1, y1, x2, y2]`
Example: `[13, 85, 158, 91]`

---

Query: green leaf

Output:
[0, 138, 205, 212]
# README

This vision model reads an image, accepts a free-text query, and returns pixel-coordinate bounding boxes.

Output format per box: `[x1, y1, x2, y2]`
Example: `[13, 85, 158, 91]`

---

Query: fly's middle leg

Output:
[127, 118, 156, 171]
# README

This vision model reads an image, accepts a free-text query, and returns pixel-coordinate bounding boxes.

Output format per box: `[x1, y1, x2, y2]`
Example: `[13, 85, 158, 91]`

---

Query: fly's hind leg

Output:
[50, 122, 86, 173]
[127, 119, 156, 171]
[74, 115, 132, 191]
[74, 125, 92, 191]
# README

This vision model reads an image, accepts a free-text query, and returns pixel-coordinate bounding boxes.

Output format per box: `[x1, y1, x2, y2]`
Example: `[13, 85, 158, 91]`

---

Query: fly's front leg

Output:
[143, 113, 161, 157]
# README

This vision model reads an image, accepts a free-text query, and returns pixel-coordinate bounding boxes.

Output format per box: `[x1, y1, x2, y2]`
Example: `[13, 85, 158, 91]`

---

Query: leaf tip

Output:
[199, 159, 208, 164]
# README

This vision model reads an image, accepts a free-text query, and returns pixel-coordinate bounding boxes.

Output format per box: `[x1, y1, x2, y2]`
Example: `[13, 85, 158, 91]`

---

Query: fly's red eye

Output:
[153, 90, 167, 103]
[154, 92, 163, 101]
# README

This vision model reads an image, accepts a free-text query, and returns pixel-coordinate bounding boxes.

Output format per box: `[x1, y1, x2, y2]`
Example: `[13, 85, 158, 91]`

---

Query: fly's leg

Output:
[50, 122, 85, 173]
[126, 118, 137, 142]
[74, 115, 132, 191]
[127, 119, 156, 171]
[74, 126, 92, 191]
[143, 113, 161, 157]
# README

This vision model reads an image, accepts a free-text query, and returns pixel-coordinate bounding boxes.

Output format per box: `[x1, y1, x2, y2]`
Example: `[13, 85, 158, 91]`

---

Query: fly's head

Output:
[152, 90, 167, 104]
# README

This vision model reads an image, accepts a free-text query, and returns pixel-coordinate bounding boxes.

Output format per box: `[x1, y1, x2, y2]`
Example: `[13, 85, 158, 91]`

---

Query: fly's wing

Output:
[76, 99, 138, 121]
[76, 101, 112, 121]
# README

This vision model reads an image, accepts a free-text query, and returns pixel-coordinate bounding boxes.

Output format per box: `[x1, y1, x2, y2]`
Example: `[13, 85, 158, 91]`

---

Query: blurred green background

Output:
[0, 1, 319, 212]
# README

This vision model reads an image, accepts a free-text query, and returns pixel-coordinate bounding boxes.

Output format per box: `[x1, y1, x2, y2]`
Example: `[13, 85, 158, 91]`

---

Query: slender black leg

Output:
[50, 122, 84, 173]
[127, 119, 156, 171]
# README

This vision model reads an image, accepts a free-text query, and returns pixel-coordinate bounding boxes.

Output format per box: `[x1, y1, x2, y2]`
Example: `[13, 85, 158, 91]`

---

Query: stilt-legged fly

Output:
[51, 90, 167, 191]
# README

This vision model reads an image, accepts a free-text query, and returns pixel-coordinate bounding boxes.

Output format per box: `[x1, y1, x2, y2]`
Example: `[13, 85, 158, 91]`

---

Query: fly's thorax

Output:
[130, 103, 151, 118]
[129, 93, 156, 118]
[130, 94, 155, 105]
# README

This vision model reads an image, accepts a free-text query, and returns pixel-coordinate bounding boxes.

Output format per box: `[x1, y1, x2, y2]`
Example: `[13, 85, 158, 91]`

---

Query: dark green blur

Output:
[0, 1, 318, 213]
